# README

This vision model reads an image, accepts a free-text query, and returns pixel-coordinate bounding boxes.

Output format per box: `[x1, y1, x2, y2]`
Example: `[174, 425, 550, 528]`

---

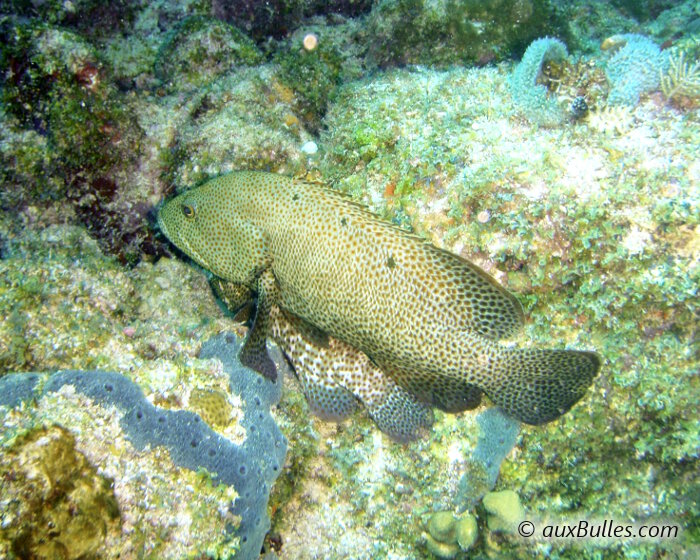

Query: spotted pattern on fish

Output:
[158, 171, 600, 427]
[211, 277, 433, 441]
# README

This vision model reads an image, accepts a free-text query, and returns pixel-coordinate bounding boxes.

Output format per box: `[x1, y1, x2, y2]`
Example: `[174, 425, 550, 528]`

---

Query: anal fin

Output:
[271, 308, 434, 440]
[272, 307, 360, 420]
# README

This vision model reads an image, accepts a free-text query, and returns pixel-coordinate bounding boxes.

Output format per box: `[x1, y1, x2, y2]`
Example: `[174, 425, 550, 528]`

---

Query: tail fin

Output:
[484, 349, 600, 424]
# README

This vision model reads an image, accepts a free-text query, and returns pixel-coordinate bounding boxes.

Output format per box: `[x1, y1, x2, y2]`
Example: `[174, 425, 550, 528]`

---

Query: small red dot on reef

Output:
[122, 326, 136, 337]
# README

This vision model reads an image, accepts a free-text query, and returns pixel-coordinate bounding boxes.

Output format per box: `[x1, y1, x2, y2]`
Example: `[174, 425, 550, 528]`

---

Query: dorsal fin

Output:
[310, 181, 427, 242]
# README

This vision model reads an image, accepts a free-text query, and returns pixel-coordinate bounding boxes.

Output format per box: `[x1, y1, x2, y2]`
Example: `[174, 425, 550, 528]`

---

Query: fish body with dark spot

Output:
[158, 171, 600, 431]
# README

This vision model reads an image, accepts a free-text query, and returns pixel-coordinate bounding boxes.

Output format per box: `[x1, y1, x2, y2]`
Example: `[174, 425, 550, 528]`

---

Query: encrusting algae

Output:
[0, 425, 121, 560]
[158, 171, 600, 439]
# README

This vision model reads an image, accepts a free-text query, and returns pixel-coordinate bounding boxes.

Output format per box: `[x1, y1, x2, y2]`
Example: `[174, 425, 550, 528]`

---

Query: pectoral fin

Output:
[210, 277, 254, 316]
[239, 269, 278, 381]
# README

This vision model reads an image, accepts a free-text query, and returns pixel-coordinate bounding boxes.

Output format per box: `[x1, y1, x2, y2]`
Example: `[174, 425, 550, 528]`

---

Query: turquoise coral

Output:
[604, 34, 666, 105]
[510, 37, 569, 126]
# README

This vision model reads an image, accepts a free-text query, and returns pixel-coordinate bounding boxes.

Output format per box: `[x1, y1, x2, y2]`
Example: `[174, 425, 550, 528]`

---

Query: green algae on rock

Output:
[366, 0, 569, 68]
[0, 19, 159, 264]
[274, 32, 344, 133]
[0, 21, 141, 194]
[154, 16, 262, 91]
[0, 225, 137, 373]
[166, 65, 313, 189]
[0, 224, 228, 378]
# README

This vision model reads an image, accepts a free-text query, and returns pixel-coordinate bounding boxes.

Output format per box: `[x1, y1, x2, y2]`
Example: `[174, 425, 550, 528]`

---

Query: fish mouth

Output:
[156, 202, 171, 240]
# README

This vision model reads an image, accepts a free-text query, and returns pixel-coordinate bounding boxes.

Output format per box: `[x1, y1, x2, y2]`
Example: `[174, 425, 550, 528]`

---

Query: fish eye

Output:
[182, 203, 196, 218]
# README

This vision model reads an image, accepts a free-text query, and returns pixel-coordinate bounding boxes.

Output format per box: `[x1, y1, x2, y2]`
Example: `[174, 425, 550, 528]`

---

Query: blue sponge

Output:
[455, 407, 520, 511]
[472, 407, 521, 487]
[0, 372, 41, 408]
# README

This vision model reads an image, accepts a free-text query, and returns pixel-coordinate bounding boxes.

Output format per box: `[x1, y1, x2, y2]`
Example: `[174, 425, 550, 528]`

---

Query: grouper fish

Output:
[158, 171, 600, 433]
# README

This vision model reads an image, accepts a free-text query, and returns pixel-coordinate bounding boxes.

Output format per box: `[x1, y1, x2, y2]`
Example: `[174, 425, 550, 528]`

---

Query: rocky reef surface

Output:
[0, 0, 698, 558]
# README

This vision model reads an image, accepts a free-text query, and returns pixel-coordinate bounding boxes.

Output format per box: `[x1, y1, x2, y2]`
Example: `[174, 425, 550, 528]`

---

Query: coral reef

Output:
[211, 0, 373, 41]
[154, 16, 262, 91]
[366, 0, 569, 68]
[0, 20, 140, 188]
[0, 331, 287, 559]
[609, 0, 678, 22]
[424, 511, 478, 558]
[0, 0, 137, 35]
[1, 376, 243, 559]
[0, 225, 138, 372]
[660, 49, 700, 105]
[165, 65, 313, 189]
[0, 19, 158, 264]
[0, 0, 697, 558]
[309, 59, 697, 559]
[482, 489, 525, 533]
[274, 29, 344, 132]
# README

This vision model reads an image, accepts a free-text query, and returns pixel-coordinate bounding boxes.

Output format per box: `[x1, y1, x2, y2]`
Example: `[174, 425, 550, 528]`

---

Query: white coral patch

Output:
[622, 227, 652, 255]
[559, 150, 608, 200]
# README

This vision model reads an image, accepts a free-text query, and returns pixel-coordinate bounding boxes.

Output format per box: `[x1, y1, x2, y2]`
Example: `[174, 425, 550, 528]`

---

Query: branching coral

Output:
[660, 50, 700, 102]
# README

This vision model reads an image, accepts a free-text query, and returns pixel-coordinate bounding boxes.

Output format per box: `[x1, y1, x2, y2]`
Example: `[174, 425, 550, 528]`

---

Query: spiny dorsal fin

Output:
[309, 181, 429, 242]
